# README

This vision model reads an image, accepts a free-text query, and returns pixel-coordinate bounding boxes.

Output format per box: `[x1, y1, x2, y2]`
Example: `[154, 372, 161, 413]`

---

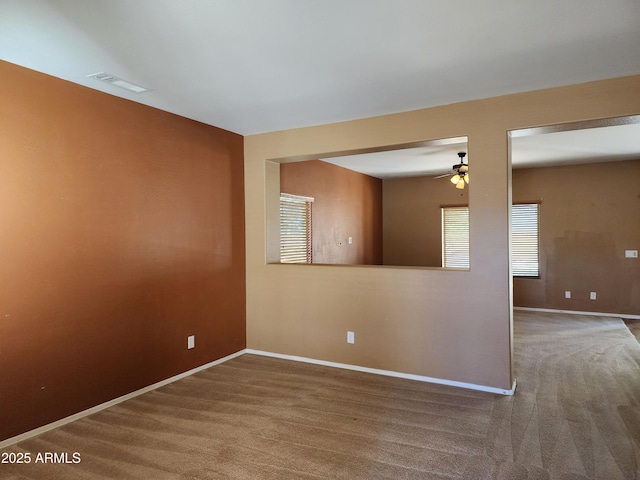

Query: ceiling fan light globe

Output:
[464, 174, 469, 184]
[456, 179, 465, 189]
[451, 174, 461, 184]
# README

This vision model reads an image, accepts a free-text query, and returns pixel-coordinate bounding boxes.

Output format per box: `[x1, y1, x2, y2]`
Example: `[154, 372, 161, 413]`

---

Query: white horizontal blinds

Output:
[441, 204, 539, 275]
[512, 203, 539, 276]
[280, 193, 313, 264]
[442, 207, 470, 268]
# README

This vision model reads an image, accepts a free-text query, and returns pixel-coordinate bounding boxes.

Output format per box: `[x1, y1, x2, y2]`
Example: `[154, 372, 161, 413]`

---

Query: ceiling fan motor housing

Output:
[453, 152, 468, 172]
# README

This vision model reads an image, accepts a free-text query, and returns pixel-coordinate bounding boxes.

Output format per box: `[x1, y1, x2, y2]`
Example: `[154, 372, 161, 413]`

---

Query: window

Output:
[441, 206, 470, 269]
[280, 193, 313, 263]
[441, 203, 539, 275]
[511, 203, 539, 277]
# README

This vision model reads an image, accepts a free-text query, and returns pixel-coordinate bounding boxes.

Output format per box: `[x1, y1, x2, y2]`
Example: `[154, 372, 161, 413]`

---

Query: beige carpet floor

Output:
[625, 319, 640, 344]
[2, 312, 639, 479]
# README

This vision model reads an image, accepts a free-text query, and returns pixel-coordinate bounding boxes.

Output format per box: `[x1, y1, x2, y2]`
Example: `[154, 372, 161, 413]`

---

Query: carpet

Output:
[1, 312, 639, 479]
[625, 319, 640, 344]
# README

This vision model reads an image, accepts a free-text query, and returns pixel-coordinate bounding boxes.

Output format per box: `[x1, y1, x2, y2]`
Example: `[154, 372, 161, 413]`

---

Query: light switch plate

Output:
[187, 335, 195, 349]
[625, 250, 638, 258]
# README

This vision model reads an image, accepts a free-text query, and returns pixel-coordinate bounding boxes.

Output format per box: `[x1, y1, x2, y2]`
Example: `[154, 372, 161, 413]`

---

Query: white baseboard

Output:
[0, 349, 246, 450]
[2, 347, 517, 449]
[245, 349, 516, 396]
[514, 306, 640, 320]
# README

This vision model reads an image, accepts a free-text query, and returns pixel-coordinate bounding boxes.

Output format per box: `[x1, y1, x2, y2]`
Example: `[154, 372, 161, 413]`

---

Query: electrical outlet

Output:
[187, 335, 195, 349]
[565, 291, 571, 299]
[590, 292, 597, 300]
[348, 237, 353, 244]
[347, 331, 355, 344]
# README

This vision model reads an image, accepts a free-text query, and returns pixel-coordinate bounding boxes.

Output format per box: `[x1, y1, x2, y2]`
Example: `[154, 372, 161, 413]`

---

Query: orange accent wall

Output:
[280, 160, 383, 265]
[0, 61, 246, 441]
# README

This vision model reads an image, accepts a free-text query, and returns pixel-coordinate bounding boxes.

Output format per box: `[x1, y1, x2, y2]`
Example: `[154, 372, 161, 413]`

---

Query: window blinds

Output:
[441, 203, 539, 275]
[280, 193, 313, 264]
[442, 206, 470, 269]
[511, 203, 539, 276]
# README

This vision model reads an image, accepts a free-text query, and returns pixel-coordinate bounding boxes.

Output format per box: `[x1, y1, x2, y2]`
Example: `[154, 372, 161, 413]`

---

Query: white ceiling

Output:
[321, 122, 640, 179]
[1, 0, 639, 136]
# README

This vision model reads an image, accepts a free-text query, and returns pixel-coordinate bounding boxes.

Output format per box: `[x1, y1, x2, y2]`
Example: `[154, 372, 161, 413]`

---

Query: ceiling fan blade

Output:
[433, 173, 453, 179]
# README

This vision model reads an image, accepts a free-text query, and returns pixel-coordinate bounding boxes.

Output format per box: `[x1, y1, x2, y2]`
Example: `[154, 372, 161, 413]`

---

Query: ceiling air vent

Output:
[87, 72, 150, 93]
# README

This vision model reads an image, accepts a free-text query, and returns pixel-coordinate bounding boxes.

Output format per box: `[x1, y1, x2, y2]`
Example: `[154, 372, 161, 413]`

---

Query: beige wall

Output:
[383, 159, 640, 315]
[245, 75, 640, 391]
[513, 159, 640, 314]
[383, 175, 469, 267]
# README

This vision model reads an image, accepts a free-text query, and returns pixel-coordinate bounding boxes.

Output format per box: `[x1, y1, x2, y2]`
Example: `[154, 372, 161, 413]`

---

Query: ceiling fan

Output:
[434, 152, 469, 189]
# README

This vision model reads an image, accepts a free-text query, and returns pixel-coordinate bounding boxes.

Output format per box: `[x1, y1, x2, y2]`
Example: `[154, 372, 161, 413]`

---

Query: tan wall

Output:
[383, 175, 469, 267]
[245, 75, 640, 391]
[280, 160, 383, 265]
[513, 159, 640, 314]
[0, 61, 246, 441]
[383, 160, 640, 314]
